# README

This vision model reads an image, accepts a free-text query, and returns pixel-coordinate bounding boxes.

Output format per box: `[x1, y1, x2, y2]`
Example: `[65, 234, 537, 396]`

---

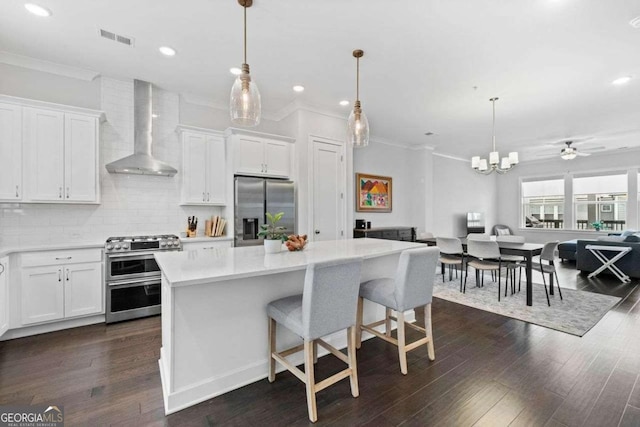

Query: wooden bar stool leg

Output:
[347, 326, 359, 397]
[304, 340, 317, 423]
[268, 317, 276, 383]
[385, 308, 392, 337]
[425, 303, 435, 361]
[356, 297, 364, 349]
[313, 341, 318, 364]
[397, 311, 407, 375]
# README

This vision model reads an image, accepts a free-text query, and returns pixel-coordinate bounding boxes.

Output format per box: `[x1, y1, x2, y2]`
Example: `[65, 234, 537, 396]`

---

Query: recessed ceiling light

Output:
[159, 46, 176, 57]
[612, 76, 632, 85]
[24, 3, 52, 17]
[424, 132, 434, 136]
[229, 67, 242, 75]
[339, 100, 350, 106]
[293, 85, 305, 93]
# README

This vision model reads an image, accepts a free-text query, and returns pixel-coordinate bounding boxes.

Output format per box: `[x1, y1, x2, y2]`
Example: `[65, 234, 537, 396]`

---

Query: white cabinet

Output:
[228, 130, 294, 178]
[20, 249, 103, 326]
[24, 107, 98, 202]
[179, 126, 227, 205]
[0, 257, 9, 337]
[0, 103, 22, 201]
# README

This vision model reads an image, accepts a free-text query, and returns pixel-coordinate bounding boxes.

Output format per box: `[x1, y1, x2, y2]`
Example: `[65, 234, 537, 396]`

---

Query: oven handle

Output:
[107, 279, 161, 289]
[106, 251, 164, 259]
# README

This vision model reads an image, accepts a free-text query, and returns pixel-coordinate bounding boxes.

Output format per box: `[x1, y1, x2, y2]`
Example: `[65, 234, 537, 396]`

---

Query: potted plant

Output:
[258, 212, 287, 254]
[591, 220, 604, 232]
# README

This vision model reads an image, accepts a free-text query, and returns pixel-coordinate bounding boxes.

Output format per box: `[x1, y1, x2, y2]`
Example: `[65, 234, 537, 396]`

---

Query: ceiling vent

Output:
[99, 29, 135, 47]
[630, 16, 640, 29]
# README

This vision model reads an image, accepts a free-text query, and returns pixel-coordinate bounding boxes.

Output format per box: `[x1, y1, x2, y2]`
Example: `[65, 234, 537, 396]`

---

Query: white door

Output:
[182, 132, 208, 204]
[234, 137, 264, 175]
[0, 257, 8, 337]
[64, 113, 97, 202]
[21, 265, 65, 325]
[24, 107, 65, 201]
[64, 262, 102, 318]
[206, 135, 227, 204]
[264, 139, 290, 178]
[0, 103, 22, 201]
[312, 139, 346, 241]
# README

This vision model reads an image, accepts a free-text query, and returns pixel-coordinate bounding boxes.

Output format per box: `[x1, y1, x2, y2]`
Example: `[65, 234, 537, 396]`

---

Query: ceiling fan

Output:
[560, 141, 591, 160]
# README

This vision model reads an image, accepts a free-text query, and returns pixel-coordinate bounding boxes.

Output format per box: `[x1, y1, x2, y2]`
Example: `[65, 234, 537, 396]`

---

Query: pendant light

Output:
[230, 0, 261, 127]
[471, 97, 518, 174]
[348, 50, 369, 147]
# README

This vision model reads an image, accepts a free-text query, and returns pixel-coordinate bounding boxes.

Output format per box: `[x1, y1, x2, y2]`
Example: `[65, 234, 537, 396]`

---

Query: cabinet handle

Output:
[207, 192, 210, 202]
[0, 263, 4, 275]
[261, 163, 264, 173]
[59, 187, 62, 198]
[15, 185, 19, 198]
[66, 268, 69, 281]
[55, 256, 72, 260]
[66, 187, 69, 199]
[265, 164, 268, 173]
[58, 269, 62, 282]
[202, 192, 206, 202]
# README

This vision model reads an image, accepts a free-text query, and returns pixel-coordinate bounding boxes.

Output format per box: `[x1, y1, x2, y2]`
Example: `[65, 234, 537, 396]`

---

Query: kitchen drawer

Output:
[181, 240, 233, 251]
[21, 248, 102, 268]
[381, 230, 398, 240]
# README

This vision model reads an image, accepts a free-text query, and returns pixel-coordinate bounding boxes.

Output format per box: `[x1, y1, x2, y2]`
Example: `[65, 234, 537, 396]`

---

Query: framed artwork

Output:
[356, 173, 392, 212]
[600, 204, 613, 213]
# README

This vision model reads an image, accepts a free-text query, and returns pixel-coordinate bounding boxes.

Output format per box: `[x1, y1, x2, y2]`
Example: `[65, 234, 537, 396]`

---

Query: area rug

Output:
[432, 274, 621, 337]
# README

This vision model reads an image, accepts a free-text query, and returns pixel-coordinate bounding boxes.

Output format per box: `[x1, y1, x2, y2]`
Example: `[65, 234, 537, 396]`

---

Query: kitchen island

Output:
[155, 238, 425, 414]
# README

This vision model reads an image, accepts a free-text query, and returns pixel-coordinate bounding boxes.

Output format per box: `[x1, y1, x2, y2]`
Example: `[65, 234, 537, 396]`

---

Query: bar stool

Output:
[267, 257, 363, 423]
[356, 247, 439, 375]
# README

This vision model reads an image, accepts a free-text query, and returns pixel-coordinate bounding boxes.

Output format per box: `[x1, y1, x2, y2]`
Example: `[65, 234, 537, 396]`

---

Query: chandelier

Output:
[471, 97, 518, 174]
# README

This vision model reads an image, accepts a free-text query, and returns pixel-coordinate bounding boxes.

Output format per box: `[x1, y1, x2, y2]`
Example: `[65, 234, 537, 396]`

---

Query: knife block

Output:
[186, 229, 196, 238]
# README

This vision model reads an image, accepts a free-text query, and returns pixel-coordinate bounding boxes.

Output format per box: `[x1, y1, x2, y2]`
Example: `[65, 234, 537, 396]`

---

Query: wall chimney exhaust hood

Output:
[105, 80, 178, 177]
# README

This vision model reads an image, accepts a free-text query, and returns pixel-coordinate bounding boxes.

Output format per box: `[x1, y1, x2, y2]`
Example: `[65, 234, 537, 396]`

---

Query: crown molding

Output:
[180, 92, 227, 110]
[271, 99, 347, 122]
[0, 51, 100, 81]
[433, 152, 470, 162]
[0, 94, 104, 119]
[224, 127, 295, 143]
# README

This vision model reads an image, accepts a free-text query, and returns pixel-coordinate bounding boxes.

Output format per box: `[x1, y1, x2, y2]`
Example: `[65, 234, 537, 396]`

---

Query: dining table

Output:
[417, 237, 545, 306]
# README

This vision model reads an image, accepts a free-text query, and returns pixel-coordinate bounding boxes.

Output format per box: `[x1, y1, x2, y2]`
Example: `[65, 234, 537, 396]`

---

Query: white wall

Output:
[432, 154, 498, 238]
[496, 149, 640, 244]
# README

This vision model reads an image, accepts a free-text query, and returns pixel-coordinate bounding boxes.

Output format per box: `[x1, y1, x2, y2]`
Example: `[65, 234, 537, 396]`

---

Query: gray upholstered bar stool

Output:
[356, 247, 439, 375]
[267, 257, 363, 423]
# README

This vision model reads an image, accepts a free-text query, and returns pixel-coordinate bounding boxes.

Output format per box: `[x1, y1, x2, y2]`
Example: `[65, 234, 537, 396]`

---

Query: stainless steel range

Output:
[105, 234, 181, 323]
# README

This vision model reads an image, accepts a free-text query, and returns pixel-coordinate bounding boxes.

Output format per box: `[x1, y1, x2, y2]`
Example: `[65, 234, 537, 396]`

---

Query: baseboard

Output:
[1, 315, 105, 341]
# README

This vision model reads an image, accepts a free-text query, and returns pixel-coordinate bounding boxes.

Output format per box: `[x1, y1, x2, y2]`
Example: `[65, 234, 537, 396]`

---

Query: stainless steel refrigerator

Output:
[234, 176, 296, 247]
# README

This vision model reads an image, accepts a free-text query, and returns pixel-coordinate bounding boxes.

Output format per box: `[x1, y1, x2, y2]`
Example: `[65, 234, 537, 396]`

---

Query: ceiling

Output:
[1, 0, 639, 161]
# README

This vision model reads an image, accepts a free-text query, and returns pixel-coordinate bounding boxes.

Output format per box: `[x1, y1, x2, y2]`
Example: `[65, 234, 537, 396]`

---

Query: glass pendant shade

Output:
[230, 70, 261, 127]
[348, 107, 369, 147]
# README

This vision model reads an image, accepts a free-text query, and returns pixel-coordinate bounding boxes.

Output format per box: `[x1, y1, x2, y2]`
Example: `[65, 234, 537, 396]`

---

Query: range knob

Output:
[106, 244, 113, 250]
[160, 241, 167, 247]
[122, 244, 129, 249]
[115, 244, 121, 250]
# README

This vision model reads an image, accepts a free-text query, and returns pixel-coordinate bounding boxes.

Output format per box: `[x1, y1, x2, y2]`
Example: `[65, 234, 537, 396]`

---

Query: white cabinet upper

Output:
[0, 257, 8, 338]
[0, 95, 102, 204]
[178, 126, 227, 206]
[20, 248, 103, 326]
[227, 129, 294, 178]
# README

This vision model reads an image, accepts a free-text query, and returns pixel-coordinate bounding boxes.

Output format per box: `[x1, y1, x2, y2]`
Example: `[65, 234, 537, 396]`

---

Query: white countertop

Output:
[180, 236, 233, 243]
[154, 238, 426, 287]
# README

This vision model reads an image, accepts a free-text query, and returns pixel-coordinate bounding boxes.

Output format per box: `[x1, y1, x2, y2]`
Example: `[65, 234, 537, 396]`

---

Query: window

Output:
[522, 178, 564, 229]
[574, 173, 627, 231]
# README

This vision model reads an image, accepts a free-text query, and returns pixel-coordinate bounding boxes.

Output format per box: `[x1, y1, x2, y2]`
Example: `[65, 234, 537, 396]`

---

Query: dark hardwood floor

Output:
[1, 263, 640, 426]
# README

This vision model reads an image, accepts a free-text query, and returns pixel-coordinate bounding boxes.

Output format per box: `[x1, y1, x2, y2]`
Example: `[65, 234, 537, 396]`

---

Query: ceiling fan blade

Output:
[576, 152, 591, 157]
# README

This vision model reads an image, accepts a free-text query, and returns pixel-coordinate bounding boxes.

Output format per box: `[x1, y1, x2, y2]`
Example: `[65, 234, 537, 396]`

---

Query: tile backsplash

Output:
[0, 77, 223, 249]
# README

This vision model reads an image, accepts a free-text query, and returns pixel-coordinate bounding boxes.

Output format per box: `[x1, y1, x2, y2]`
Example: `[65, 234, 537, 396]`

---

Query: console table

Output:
[353, 226, 416, 242]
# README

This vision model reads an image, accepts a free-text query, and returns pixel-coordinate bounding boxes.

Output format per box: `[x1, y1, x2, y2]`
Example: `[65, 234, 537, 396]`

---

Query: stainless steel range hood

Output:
[105, 80, 178, 177]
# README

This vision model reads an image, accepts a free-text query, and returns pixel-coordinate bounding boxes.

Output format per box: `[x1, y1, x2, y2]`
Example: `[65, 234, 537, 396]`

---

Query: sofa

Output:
[576, 238, 640, 279]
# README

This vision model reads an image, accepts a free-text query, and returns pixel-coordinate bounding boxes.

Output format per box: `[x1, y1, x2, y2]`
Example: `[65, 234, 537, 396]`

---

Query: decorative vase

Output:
[264, 239, 282, 254]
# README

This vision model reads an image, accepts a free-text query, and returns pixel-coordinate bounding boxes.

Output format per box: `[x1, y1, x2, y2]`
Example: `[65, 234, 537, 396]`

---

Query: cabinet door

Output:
[234, 137, 265, 175]
[24, 107, 65, 201]
[0, 257, 8, 337]
[206, 135, 227, 204]
[64, 114, 97, 202]
[0, 103, 22, 201]
[21, 265, 64, 325]
[182, 132, 208, 204]
[64, 262, 102, 318]
[264, 139, 291, 178]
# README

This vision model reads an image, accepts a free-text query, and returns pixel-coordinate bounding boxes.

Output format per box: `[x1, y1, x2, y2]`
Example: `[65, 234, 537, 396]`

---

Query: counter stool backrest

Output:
[496, 235, 525, 243]
[541, 241, 559, 262]
[302, 257, 363, 341]
[393, 247, 439, 312]
[467, 239, 501, 260]
[436, 237, 463, 255]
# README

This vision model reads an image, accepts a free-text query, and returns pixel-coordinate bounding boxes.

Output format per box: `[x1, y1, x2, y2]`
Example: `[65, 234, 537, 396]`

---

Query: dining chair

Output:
[356, 247, 439, 375]
[267, 257, 363, 422]
[496, 235, 525, 295]
[538, 241, 563, 306]
[465, 239, 504, 299]
[436, 237, 465, 291]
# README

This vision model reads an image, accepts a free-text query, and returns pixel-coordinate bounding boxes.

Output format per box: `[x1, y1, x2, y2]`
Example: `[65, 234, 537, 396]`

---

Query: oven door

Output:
[106, 278, 161, 323]
[106, 252, 161, 282]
